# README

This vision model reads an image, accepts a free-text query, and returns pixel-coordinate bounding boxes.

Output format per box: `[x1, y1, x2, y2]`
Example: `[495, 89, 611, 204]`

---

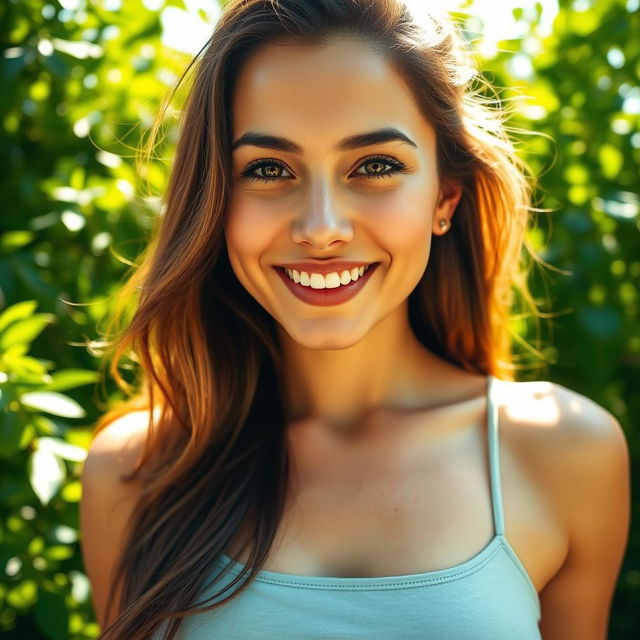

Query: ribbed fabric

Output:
[157, 374, 542, 639]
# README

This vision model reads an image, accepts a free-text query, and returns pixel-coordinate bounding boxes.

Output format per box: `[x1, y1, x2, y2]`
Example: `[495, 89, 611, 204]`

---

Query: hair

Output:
[89, 0, 550, 638]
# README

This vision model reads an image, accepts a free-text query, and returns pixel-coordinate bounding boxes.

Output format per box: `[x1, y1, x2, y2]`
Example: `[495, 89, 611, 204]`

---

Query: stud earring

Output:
[438, 218, 449, 232]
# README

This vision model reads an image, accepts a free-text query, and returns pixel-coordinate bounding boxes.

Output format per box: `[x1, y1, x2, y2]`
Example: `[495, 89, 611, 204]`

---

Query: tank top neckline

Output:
[216, 374, 539, 610]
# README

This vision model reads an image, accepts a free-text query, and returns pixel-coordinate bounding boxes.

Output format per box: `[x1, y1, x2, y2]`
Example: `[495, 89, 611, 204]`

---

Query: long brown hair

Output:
[90, 0, 548, 637]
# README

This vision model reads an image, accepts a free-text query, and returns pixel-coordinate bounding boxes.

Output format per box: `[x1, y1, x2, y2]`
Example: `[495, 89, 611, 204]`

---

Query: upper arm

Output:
[539, 386, 631, 640]
[79, 411, 149, 630]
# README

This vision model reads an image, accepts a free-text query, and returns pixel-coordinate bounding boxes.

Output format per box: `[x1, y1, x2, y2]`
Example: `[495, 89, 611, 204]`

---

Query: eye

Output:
[240, 158, 294, 183]
[238, 154, 408, 184]
[351, 155, 408, 180]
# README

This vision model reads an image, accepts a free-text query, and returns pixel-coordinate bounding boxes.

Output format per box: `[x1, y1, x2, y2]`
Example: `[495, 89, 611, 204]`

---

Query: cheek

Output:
[224, 201, 279, 310]
[224, 195, 280, 264]
[365, 185, 435, 262]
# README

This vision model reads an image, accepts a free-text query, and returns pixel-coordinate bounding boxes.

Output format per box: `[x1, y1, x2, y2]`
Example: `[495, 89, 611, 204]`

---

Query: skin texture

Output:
[226, 36, 464, 433]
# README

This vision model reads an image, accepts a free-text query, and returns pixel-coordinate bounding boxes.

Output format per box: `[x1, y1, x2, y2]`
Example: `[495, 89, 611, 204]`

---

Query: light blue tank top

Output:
[159, 374, 542, 639]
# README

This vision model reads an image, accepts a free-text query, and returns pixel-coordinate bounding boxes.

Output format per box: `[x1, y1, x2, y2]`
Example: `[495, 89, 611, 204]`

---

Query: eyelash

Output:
[240, 155, 408, 183]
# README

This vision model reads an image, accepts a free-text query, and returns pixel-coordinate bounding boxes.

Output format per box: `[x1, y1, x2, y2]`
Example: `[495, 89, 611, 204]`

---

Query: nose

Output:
[291, 179, 353, 250]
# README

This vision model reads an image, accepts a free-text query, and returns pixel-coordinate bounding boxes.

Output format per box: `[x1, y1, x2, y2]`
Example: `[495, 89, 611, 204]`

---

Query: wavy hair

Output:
[90, 0, 549, 638]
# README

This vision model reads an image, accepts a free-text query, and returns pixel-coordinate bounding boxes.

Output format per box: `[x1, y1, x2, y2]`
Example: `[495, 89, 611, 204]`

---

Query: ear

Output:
[432, 177, 463, 235]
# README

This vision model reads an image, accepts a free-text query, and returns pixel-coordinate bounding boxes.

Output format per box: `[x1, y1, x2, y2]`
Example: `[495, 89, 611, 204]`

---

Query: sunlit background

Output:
[1, 0, 639, 638]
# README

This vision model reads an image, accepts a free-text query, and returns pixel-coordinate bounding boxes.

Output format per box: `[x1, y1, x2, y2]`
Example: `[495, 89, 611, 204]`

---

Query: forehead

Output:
[231, 36, 434, 147]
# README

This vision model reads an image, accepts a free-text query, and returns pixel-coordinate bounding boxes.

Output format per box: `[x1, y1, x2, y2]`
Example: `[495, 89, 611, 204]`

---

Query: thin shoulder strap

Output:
[487, 374, 505, 537]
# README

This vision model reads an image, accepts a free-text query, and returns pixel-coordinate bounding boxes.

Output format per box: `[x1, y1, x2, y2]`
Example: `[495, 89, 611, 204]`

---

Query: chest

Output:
[226, 406, 566, 593]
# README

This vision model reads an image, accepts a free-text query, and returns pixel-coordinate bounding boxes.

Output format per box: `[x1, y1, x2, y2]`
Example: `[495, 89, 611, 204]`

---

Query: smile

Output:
[285, 264, 371, 289]
[273, 263, 379, 307]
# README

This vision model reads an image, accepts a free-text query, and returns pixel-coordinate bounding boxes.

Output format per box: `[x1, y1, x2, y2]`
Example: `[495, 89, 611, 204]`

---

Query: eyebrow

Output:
[230, 127, 418, 154]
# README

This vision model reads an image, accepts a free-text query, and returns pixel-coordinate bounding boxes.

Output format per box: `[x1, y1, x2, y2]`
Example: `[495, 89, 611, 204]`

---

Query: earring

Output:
[438, 218, 449, 232]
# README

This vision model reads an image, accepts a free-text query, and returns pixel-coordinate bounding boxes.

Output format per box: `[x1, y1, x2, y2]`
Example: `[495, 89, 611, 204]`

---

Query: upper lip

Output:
[276, 260, 376, 274]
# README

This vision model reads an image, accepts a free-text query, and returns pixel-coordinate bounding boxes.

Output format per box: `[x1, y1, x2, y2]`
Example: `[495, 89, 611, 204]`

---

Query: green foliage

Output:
[0, 300, 98, 638]
[1, 0, 638, 637]
[1, 0, 191, 636]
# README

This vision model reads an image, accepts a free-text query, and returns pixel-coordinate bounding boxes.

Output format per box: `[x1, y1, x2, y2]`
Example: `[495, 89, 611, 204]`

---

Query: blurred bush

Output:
[0, 0, 638, 637]
[1, 0, 192, 636]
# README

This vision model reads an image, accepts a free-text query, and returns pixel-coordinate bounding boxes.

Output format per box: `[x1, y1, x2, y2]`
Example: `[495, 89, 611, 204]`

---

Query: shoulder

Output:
[495, 377, 629, 476]
[80, 410, 153, 629]
[81, 410, 151, 517]
[495, 378, 629, 519]
[496, 378, 630, 638]
[83, 409, 152, 478]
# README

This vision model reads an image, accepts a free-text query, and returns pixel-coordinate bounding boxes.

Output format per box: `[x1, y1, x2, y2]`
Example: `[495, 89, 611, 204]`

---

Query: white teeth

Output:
[309, 273, 325, 289]
[284, 265, 371, 288]
[323, 272, 341, 289]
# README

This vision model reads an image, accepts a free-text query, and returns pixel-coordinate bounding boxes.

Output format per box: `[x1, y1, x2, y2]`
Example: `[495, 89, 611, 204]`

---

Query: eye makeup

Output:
[239, 154, 409, 183]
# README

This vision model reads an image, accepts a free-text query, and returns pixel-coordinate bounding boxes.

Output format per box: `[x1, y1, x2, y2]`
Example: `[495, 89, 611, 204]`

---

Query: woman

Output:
[79, 1, 630, 639]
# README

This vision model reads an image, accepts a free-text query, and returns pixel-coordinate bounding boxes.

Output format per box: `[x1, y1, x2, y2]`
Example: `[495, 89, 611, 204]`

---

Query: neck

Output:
[276, 300, 453, 434]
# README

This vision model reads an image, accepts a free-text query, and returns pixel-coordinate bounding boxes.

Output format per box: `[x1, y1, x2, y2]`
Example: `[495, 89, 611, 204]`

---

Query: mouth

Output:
[272, 262, 380, 307]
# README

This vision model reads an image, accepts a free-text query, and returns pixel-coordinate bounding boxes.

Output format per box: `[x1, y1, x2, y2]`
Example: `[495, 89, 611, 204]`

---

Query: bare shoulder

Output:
[496, 378, 631, 639]
[85, 409, 153, 469]
[80, 410, 153, 629]
[496, 377, 628, 459]
[495, 377, 629, 524]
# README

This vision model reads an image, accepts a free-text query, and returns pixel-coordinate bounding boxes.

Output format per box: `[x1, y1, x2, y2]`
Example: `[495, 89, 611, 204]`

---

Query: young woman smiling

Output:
[79, 1, 630, 639]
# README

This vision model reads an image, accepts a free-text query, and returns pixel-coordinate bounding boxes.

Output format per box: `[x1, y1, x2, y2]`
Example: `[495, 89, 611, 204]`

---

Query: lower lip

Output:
[273, 263, 379, 307]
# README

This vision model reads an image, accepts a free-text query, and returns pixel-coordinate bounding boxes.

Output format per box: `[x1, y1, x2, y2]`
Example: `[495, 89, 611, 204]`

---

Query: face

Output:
[225, 36, 461, 350]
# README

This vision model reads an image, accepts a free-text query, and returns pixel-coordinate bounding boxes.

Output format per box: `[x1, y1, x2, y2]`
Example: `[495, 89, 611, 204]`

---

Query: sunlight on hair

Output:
[400, 0, 453, 27]
[160, 0, 559, 57]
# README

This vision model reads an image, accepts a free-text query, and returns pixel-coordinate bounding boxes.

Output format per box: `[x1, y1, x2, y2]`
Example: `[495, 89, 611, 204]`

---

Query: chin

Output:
[279, 322, 369, 351]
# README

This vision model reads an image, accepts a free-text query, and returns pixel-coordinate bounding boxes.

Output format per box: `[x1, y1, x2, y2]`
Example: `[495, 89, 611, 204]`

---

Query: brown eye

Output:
[241, 159, 293, 183]
[262, 164, 283, 178]
[352, 155, 407, 180]
[363, 160, 387, 175]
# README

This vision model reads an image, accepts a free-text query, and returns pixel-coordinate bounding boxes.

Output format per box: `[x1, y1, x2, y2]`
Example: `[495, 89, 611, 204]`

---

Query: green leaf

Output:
[19, 391, 86, 418]
[42, 369, 100, 392]
[19, 422, 36, 451]
[43, 545, 74, 561]
[38, 436, 87, 462]
[0, 230, 35, 253]
[33, 414, 64, 436]
[61, 480, 82, 503]
[29, 536, 45, 556]
[0, 342, 29, 361]
[28, 447, 67, 506]
[7, 354, 49, 381]
[0, 300, 38, 334]
[599, 143, 624, 181]
[0, 314, 56, 351]
[6, 579, 38, 609]
[570, 9, 600, 37]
